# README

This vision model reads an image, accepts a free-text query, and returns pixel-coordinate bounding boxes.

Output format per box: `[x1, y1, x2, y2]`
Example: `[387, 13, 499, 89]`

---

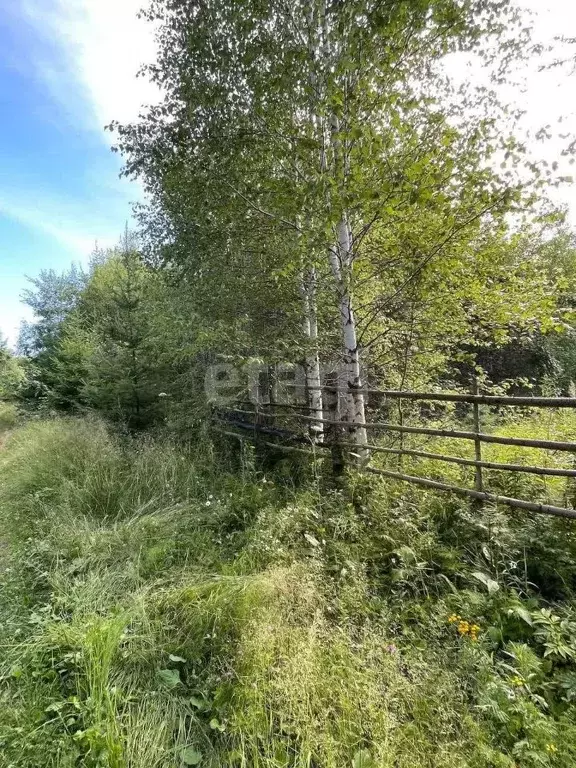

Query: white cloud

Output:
[0, 192, 120, 256]
[21, 0, 160, 131]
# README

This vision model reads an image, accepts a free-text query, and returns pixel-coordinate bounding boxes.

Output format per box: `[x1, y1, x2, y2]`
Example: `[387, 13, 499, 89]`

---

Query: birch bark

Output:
[300, 267, 324, 440]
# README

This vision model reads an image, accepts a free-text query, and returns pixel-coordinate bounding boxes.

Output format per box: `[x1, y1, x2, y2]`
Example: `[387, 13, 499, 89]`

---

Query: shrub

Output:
[0, 402, 18, 433]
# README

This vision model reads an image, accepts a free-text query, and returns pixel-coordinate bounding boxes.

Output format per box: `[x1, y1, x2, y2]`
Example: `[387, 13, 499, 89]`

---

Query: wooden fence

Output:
[212, 384, 576, 520]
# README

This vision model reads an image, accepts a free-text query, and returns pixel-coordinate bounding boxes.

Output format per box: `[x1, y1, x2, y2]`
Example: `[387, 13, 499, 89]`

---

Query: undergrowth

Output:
[0, 402, 18, 433]
[1, 418, 576, 767]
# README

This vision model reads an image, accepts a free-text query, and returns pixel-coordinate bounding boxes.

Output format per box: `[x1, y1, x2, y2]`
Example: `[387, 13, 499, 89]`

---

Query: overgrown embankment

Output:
[0, 418, 576, 767]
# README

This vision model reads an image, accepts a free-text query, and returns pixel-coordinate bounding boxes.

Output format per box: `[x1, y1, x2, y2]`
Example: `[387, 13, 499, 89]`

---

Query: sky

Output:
[0, 1, 576, 347]
[0, 0, 159, 345]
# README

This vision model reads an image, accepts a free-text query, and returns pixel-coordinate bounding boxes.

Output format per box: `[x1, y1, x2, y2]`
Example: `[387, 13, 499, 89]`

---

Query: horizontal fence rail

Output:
[282, 384, 576, 408]
[364, 467, 576, 520]
[226, 408, 576, 453]
[212, 427, 327, 457]
[335, 441, 576, 479]
[212, 382, 576, 521]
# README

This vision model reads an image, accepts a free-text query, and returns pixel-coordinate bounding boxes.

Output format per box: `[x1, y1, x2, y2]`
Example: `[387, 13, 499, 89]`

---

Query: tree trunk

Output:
[329, 218, 368, 449]
[300, 267, 324, 441]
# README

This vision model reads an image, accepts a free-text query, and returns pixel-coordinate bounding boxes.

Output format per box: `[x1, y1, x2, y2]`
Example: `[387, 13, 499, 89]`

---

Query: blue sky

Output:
[0, 0, 158, 345]
[0, 0, 576, 347]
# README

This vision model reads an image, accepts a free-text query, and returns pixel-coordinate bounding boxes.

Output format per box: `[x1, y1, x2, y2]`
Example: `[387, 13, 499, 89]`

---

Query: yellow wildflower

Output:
[511, 676, 524, 687]
[546, 743, 558, 754]
[450, 616, 480, 639]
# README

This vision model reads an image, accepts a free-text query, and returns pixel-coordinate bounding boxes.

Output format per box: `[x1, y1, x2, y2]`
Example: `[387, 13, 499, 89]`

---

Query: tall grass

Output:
[1, 417, 576, 767]
[0, 401, 18, 433]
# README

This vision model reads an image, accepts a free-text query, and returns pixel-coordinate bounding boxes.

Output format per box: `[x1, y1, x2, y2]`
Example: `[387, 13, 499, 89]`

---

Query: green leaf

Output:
[157, 668, 181, 689]
[189, 695, 212, 713]
[169, 654, 187, 663]
[436, 573, 459, 594]
[471, 571, 500, 595]
[181, 747, 203, 765]
[210, 717, 226, 732]
[508, 605, 533, 626]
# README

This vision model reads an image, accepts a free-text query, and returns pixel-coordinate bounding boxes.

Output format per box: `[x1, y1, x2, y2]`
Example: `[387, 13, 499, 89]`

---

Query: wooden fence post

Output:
[325, 381, 345, 476]
[397, 396, 404, 470]
[267, 364, 277, 428]
[472, 376, 484, 503]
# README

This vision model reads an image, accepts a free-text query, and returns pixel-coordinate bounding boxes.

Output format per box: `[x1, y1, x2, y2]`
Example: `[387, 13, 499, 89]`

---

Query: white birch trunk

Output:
[328, 110, 368, 448]
[329, 219, 368, 449]
[300, 268, 324, 441]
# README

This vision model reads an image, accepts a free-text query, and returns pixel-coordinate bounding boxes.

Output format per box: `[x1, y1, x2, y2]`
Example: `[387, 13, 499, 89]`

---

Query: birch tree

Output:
[112, 0, 552, 447]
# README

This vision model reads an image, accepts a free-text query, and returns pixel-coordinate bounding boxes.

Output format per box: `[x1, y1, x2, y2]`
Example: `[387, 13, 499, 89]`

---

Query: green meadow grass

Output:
[0, 417, 576, 767]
